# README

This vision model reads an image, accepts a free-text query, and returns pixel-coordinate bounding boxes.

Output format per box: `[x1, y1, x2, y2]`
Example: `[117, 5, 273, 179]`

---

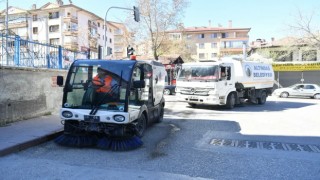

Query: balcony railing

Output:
[63, 15, 78, 24]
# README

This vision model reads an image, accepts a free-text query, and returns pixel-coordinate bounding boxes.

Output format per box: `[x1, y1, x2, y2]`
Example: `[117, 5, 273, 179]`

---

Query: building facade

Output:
[0, 1, 130, 59]
[166, 21, 250, 61]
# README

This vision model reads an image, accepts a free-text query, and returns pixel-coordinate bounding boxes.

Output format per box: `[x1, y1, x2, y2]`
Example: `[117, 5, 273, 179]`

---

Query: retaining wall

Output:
[0, 66, 67, 125]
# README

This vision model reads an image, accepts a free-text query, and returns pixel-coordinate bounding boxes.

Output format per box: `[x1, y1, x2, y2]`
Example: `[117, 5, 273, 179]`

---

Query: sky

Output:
[1, 0, 320, 42]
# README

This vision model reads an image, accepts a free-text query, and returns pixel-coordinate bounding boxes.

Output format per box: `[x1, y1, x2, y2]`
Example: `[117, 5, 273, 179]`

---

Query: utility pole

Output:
[5, 0, 9, 64]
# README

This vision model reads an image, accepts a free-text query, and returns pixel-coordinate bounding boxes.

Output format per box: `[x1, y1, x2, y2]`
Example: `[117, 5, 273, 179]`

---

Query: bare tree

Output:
[133, 0, 188, 60]
[288, 9, 320, 47]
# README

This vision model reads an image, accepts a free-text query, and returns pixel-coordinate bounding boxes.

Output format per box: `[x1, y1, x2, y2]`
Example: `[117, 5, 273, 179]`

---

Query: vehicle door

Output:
[302, 85, 317, 97]
[217, 65, 234, 97]
[290, 84, 304, 96]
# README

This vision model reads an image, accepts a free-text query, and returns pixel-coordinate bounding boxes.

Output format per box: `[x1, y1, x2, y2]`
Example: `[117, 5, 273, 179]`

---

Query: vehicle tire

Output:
[226, 93, 235, 109]
[313, 93, 320, 99]
[258, 91, 267, 104]
[280, 92, 289, 98]
[188, 103, 196, 108]
[155, 105, 164, 123]
[136, 114, 147, 137]
[164, 89, 171, 95]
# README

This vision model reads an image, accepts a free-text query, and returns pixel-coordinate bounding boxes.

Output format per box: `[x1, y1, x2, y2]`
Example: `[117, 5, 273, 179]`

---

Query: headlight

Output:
[62, 111, 73, 118]
[113, 115, 125, 122]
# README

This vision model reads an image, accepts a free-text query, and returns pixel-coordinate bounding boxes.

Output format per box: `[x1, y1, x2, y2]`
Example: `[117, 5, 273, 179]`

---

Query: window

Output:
[211, 43, 217, 48]
[186, 34, 192, 39]
[33, 27, 38, 34]
[302, 50, 317, 61]
[49, 25, 59, 32]
[211, 33, 217, 38]
[304, 85, 315, 89]
[49, 38, 59, 45]
[32, 15, 37, 21]
[199, 53, 205, 59]
[109, 38, 112, 43]
[221, 33, 228, 38]
[199, 43, 205, 49]
[211, 53, 217, 58]
[198, 34, 205, 39]
[49, 12, 59, 19]
[98, 22, 100, 27]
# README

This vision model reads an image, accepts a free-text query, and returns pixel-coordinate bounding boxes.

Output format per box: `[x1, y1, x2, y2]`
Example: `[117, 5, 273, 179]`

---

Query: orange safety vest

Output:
[93, 75, 113, 93]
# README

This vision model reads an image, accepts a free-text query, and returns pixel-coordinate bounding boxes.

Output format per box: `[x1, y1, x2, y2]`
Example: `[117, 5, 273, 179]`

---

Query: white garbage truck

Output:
[175, 57, 274, 109]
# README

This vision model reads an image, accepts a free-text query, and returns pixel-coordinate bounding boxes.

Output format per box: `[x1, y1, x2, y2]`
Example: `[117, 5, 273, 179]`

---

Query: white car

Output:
[273, 83, 320, 99]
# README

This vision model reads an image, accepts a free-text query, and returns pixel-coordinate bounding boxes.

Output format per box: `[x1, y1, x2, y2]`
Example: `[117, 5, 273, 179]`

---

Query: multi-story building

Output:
[0, 1, 130, 59]
[166, 21, 251, 61]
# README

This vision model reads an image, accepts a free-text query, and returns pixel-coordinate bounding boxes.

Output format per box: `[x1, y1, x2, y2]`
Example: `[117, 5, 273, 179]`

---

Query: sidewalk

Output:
[0, 115, 63, 157]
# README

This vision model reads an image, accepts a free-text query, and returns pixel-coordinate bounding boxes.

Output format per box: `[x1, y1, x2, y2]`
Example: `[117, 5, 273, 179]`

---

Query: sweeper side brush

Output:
[96, 136, 143, 151]
[54, 133, 98, 147]
[55, 133, 143, 151]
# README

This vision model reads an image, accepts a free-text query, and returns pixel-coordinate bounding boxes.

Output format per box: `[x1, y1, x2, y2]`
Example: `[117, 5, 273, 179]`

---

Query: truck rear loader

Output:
[175, 57, 274, 109]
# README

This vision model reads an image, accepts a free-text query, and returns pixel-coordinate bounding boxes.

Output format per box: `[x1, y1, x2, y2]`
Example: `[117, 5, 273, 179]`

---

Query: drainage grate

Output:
[210, 138, 320, 153]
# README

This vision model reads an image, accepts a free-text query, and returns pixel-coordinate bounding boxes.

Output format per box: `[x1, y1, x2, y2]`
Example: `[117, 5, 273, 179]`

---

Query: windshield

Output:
[63, 61, 133, 112]
[177, 65, 218, 81]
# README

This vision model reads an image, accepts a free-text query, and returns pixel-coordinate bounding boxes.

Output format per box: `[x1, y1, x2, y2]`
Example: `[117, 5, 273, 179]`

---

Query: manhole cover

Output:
[210, 138, 320, 153]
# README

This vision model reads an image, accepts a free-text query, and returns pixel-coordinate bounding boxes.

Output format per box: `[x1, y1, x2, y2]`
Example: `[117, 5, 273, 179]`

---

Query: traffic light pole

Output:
[103, 6, 140, 59]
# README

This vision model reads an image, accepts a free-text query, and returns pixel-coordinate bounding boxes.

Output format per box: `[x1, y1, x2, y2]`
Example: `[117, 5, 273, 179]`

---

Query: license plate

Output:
[189, 96, 198, 100]
[84, 115, 100, 122]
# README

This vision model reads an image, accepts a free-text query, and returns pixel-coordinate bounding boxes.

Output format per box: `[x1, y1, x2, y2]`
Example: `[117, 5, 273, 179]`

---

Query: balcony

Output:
[63, 29, 78, 36]
[9, 21, 27, 29]
[63, 15, 78, 24]
[64, 42, 79, 50]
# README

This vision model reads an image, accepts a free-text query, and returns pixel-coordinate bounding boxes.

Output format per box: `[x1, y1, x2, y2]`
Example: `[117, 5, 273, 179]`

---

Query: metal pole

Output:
[104, 6, 134, 59]
[5, 0, 9, 64]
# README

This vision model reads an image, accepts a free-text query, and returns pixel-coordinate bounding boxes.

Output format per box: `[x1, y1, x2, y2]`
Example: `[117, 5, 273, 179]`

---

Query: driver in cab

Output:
[93, 67, 117, 93]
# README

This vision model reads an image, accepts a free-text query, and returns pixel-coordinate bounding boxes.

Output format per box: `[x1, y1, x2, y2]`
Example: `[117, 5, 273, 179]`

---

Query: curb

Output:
[0, 130, 63, 157]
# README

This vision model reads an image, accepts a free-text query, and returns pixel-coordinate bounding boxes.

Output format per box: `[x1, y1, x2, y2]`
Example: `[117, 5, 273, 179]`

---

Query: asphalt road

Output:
[0, 95, 320, 180]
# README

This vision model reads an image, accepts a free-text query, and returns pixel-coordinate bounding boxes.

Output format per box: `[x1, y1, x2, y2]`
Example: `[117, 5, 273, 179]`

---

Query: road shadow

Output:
[180, 100, 317, 112]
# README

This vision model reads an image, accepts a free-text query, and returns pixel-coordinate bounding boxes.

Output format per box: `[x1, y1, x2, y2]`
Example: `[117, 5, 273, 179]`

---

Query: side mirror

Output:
[133, 80, 145, 88]
[57, 76, 64, 86]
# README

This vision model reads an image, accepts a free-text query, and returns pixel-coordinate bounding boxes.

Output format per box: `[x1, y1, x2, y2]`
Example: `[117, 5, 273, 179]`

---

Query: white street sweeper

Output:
[55, 59, 166, 150]
[175, 57, 274, 109]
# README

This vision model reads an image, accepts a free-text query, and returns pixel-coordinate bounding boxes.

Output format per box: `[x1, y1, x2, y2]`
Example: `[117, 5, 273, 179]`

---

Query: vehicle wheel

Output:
[164, 89, 171, 95]
[258, 91, 267, 104]
[136, 114, 147, 137]
[313, 93, 320, 99]
[226, 93, 235, 109]
[155, 105, 164, 123]
[188, 103, 196, 108]
[280, 92, 289, 98]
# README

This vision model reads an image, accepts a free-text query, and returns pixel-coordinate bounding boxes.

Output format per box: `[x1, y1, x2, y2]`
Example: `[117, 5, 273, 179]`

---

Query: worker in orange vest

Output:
[93, 68, 117, 93]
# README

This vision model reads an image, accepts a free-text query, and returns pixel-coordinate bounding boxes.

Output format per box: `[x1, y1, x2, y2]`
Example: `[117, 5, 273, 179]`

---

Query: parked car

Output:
[164, 85, 176, 95]
[273, 83, 320, 99]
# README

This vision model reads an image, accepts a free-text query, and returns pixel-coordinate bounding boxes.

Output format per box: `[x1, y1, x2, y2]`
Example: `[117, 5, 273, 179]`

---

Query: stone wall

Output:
[0, 67, 67, 125]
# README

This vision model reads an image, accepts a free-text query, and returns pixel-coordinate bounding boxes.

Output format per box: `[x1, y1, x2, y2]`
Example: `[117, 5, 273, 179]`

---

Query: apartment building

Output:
[167, 21, 250, 61]
[0, 1, 130, 59]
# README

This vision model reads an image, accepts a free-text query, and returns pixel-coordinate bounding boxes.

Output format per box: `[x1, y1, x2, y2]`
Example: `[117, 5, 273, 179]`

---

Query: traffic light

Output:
[133, 6, 140, 22]
[127, 46, 135, 58]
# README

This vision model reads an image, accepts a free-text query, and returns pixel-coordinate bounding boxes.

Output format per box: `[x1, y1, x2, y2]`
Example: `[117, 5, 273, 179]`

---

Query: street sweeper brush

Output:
[96, 136, 143, 151]
[54, 133, 98, 147]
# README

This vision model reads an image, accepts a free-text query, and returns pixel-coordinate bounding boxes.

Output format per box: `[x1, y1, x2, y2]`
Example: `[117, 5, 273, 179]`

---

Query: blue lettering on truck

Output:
[253, 72, 273, 77]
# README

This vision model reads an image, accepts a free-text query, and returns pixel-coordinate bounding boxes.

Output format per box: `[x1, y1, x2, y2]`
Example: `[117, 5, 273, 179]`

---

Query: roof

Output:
[167, 26, 251, 33]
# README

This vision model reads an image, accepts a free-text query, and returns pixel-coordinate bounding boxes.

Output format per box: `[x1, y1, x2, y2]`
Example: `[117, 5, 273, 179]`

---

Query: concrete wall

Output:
[0, 67, 67, 125]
